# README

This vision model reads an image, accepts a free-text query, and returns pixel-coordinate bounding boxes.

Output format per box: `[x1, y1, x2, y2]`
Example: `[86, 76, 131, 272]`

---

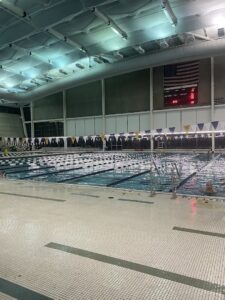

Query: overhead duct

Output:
[2, 38, 225, 103]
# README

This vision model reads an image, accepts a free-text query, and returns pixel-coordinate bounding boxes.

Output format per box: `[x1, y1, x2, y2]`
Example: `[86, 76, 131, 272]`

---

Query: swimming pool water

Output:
[1, 152, 224, 197]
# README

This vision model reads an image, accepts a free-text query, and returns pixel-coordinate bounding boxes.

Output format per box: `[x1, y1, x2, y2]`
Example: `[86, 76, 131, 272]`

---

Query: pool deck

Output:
[0, 179, 224, 299]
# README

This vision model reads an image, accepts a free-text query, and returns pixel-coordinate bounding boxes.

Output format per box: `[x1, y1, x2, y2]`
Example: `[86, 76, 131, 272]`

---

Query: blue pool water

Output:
[1, 152, 224, 197]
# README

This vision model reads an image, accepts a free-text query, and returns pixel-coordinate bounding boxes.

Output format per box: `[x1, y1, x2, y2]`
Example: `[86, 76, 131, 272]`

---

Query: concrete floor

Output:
[0, 179, 224, 299]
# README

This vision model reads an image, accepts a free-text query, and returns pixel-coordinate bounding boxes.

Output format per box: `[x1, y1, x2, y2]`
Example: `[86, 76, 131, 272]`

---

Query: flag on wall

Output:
[164, 61, 199, 106]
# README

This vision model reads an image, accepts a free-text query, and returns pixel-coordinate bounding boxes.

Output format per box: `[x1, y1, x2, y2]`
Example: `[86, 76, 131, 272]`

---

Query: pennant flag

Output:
[169, 127, 175, 133]
[49, 137, 52, 143]
[38, 137, 42, 143]
[197, 123, 204, 131]
[45, 138, 49, 144]
[211, 121, 219, 130]
[10, 137, 13, 142]
[71, 136, 76, 143]
[183, 125, 191, 133]
[16, 137, 19, 143]
[156, 128, 162, 134]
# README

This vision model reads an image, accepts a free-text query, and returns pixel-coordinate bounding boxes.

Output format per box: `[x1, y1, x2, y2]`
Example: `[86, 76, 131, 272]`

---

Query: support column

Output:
[63, 89, 67, 149]
[101, 79, 106, 151]
[30, 102, 34, 139]
[150, 67, 154, 152]
[20, 106, 28, 138]
[211, 57, 215, 152]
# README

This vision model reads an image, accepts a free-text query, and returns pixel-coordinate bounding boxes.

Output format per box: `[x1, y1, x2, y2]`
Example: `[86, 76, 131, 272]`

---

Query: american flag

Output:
[164, 61, 199, 90]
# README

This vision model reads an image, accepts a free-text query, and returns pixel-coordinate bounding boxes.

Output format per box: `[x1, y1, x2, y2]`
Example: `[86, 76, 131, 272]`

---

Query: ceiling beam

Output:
[47, 28, 88, 54]
[161, 0, 177, 27]
[91, 7, 128, 40]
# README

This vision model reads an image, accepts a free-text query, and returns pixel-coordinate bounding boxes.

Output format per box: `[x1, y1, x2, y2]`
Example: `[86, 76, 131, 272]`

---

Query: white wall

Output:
[66, 116, 103, 136]
[65, 105, 225, 135]
[0, 113, 24, 137]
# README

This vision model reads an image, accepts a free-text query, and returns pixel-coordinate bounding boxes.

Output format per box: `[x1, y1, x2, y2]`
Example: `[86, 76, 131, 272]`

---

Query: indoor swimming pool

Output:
[1, 151, 225, 197]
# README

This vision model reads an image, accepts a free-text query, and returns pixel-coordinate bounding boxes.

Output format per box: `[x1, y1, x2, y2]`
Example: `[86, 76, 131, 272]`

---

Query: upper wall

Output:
[66, 81, 102, 118]
[105, 69, 150, 114]
[0, 113, 24, 137]
[33, 92, 63, 121]
[31, 56, 222, 121]
[215, 55, 225, 102]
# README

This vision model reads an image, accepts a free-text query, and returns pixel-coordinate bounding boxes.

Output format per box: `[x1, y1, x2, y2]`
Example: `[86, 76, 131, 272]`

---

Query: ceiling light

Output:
[98, 56, 110, 64]
[161, 0, 177, 27]
[94, 57, 102, 64]
[31, 80, 41, 86]
[159, 40, 169, 48]
[92, 7, 128, 40]
[110, 23, 128, 40]
[213, 15, 225, 28]
[76, 63, 85, 69]
[59, 69, 68, 75]
[133, 45, 145, 54]
[114, 51, 124, 59]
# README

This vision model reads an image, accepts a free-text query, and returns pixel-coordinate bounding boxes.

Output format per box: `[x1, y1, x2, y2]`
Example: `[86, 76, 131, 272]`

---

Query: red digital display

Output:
[164, 86, 198, 107]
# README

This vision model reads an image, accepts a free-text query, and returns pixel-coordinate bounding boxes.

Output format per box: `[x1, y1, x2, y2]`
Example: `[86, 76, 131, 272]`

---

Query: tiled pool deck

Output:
[0, 179, 224, 299]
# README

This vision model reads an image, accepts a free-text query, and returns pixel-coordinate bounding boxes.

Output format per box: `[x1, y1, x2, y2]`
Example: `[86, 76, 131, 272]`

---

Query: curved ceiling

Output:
[0, 0, 225, 104]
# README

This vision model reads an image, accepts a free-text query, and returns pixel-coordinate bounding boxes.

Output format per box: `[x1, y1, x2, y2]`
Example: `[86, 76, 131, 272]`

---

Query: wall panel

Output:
[67, 120, 76, 136]
[128, 115, 139, 132]
[215, 106, 225, 122]
[0, 113, 24, 137]
[116, 116, 127, 133]
[66, 81, 101, 118]
[106, 117, 116, 134]
[181, 110, 196, 127]
[33, 92, 63, 120]
[140, 113, 150, 131]
[75, 119, 85, 136]
[95, 117, 103, 135]
[166, 111, 181, 131]
[196, 108, 211, 123]
[154, 112, 166, 129]
[84, 118, 95, 136]
[105, 69, 150, 114]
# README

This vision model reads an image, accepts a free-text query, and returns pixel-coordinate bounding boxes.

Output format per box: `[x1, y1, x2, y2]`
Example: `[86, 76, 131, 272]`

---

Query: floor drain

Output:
[108, 196, 114, 199]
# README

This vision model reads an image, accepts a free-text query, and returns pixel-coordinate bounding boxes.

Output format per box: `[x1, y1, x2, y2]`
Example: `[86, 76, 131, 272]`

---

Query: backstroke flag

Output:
[164, 61, 200, 106]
